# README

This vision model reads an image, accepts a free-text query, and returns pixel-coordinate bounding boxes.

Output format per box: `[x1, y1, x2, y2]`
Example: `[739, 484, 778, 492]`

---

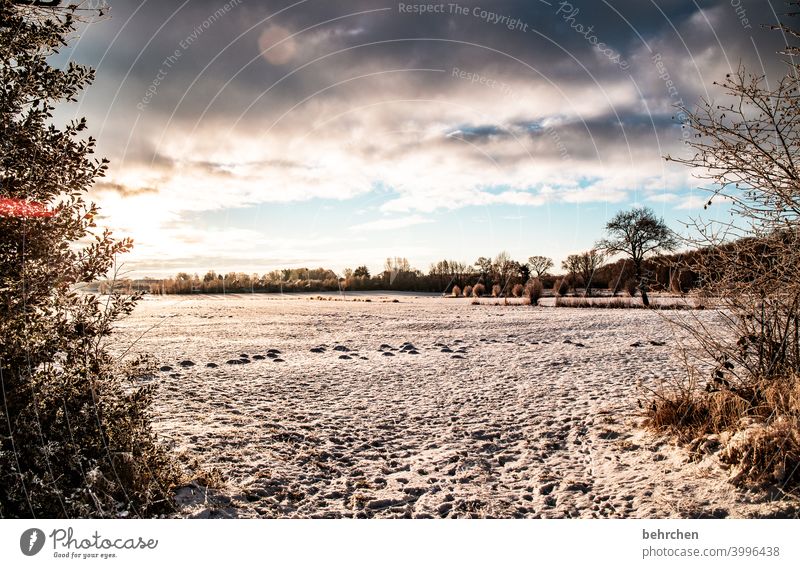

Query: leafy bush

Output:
[0, 3, 178, 518]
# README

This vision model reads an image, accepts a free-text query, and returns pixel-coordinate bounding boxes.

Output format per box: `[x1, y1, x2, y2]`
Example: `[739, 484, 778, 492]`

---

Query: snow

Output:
[111, 293, 795, 518]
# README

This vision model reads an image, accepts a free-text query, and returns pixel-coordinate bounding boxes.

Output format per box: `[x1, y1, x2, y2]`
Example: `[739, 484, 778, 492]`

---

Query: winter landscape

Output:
[112, 293, 796, 518]
[3, 0, 800, 525]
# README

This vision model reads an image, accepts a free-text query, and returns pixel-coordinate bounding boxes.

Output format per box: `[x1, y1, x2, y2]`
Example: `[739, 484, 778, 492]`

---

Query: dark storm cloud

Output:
[72, 0, 789, 130]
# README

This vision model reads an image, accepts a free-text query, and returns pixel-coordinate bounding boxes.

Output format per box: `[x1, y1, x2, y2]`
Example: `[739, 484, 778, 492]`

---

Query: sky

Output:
[51, 0, 794, 277]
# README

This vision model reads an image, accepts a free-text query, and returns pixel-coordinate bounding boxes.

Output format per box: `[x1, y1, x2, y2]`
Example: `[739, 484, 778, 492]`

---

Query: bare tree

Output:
[561, 250, 605, 296]
[596, 207, 678, 306]
[561, 254, 582, 291]
[493, 251, 515, 293]
[527, 255, 554, 279]
[578, 249, 605, 296]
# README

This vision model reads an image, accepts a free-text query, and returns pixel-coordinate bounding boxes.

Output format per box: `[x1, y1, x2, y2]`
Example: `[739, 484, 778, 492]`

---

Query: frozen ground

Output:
[111, 293, 796, 518]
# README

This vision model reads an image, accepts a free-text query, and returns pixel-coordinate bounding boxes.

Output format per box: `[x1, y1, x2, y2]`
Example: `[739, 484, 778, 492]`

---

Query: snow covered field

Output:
[112, 293, 795, 518]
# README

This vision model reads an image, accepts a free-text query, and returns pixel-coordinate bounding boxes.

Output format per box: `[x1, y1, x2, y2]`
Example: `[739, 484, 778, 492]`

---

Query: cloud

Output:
[94, 182, 158, 198]
[676, 194, 714, 210]
[257, 25, 297, 65]
[647, 192, 679, 203]
[55, 0, 791, 273]
[349, 214, 433, 232]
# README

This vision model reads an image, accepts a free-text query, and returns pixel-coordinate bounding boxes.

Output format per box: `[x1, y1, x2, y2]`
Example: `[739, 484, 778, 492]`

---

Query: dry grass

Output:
[463, 285, 473, 297]
[646, 374, 800, 488]
[554, 297, 696, 310]
[472, 283, 485, 297]
[524, 279, 543, 306]
[720, 418, 800, 487]
[451, 285, 461, 297]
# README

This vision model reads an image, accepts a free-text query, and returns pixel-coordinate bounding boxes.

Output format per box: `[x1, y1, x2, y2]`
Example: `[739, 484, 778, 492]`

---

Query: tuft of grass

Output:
[451, 285, 461, 297]
[720, 418, 800, 487]
[491, 284, 502, 297]
[472, 283, 486, 298]
[511, 283, 523, 298]
[646, 387, 748, 440]
[463, 285, 473, 297]
[646, 374, 800, 488]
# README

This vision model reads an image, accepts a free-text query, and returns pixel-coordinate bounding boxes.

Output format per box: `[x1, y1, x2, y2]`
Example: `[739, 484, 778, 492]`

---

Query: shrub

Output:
[553, 279, 569, 297]
[473, 283, 486, 297]
[491, 284, 502, 297]
[525, 279, 543, 306]
[511, 283, 523, 297]
[648, 12, 800, 492]
[463, 285, 473, 297]
[451, 285, 461, 297]
[0, 3, 179, 518]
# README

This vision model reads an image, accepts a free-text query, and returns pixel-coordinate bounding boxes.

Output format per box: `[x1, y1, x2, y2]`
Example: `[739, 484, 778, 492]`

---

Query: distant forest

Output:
[101, 249, 709, 297]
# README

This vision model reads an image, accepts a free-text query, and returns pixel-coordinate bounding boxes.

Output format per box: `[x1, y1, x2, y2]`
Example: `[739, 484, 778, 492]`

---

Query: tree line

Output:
[130, 208, 702, 301]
